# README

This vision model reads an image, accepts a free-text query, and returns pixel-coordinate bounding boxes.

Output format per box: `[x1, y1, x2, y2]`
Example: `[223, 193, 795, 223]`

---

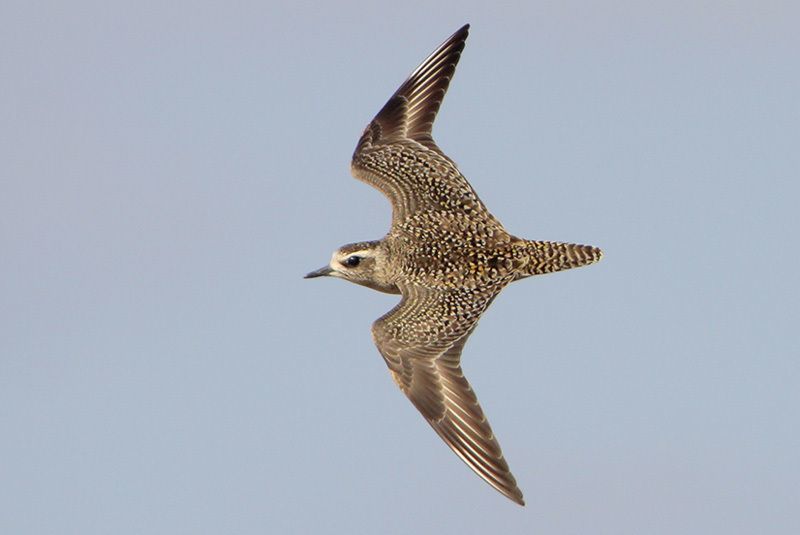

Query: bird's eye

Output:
[344, 255, 361, 267]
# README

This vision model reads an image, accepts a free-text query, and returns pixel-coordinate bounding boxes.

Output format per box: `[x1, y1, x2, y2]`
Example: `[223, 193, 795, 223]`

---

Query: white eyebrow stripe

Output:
[338, 250, 372, 259]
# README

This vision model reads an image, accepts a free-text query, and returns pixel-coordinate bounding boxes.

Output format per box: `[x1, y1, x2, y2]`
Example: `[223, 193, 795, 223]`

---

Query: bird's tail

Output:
[513, 239, 603, 279]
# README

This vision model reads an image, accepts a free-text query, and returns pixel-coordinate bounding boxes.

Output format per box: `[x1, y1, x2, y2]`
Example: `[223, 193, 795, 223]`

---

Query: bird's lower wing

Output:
[372, 284, 524, 505]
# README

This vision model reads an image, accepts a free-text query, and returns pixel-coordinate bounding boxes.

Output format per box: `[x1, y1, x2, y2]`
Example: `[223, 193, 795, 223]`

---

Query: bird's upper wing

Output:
[372, 282, 524, 505]
[351, 25, 499, 227]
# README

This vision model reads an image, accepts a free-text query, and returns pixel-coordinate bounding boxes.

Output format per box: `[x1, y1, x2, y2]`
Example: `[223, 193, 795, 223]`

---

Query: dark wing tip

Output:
[451, 23, 470, 41]
[431, 408, 526, 506]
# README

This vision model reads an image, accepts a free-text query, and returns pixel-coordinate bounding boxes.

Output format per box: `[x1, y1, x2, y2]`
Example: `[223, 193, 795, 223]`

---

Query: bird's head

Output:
[304, 240, 399, 294]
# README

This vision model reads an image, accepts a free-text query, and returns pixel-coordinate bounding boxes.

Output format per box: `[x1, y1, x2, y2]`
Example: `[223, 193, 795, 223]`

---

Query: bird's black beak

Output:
[304, 266, 334, 279]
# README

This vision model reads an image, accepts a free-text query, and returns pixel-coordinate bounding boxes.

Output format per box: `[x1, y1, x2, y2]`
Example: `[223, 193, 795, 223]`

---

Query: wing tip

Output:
[508, 487, 526, 506]
[496, 477, 526, 506]
[447, 24, 470, 52]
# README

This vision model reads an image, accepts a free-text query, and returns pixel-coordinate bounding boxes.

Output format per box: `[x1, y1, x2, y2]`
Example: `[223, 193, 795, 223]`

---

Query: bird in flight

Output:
[305, 24, 602, 505]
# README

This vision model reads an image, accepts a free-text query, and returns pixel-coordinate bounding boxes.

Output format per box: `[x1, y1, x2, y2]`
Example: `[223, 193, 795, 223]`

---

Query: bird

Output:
[305, 24, 602, 506]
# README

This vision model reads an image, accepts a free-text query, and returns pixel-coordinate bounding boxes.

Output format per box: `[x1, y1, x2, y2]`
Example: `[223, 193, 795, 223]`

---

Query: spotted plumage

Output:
[306, 24, 602, 506]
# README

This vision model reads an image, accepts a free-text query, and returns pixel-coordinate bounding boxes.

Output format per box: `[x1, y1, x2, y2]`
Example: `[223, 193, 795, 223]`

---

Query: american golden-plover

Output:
[305, 24, 602, 505]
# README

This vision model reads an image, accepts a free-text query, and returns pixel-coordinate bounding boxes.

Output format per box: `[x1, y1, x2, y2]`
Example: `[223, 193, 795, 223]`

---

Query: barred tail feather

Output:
[515, 240, 603, 278]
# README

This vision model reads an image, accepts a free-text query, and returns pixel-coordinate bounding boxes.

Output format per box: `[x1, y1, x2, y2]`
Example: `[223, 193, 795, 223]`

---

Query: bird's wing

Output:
[354, 24, 468, 156]
[372, 282, 525, 505]
[351, 25, 500, 227]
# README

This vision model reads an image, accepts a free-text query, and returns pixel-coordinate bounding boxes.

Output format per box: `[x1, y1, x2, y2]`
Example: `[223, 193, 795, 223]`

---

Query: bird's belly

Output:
[390, 234, 512, 289]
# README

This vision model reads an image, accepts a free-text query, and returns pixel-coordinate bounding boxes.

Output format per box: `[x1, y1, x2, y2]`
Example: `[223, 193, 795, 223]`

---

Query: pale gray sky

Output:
[2, 2, 798, 534]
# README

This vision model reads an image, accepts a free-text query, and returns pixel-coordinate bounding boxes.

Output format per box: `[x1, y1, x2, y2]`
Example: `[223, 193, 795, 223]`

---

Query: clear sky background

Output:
[2, 2, 798, 534]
